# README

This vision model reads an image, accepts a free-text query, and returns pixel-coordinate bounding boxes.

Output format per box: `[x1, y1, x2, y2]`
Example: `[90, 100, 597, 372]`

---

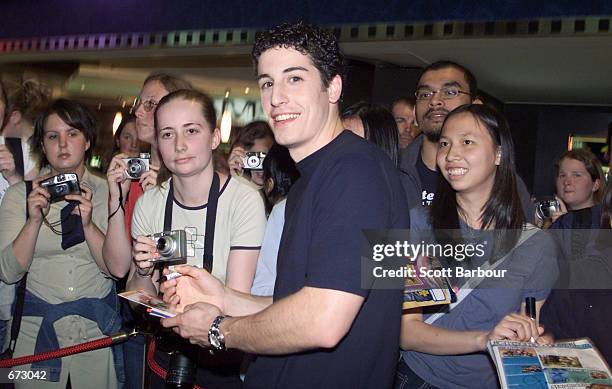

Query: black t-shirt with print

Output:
[416, 154, 438, 206]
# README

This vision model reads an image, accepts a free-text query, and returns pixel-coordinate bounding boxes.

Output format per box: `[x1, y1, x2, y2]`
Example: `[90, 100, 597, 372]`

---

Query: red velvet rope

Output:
[0, 336, 114, 368]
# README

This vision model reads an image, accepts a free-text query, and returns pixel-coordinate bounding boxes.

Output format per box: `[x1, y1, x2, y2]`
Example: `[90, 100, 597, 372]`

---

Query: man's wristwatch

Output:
[208, 315, 228, 352]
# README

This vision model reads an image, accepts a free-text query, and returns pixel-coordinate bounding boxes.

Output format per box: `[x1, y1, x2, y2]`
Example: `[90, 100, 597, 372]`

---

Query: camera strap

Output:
[163, 172, 220, 272]
[424, 225, 538, 325]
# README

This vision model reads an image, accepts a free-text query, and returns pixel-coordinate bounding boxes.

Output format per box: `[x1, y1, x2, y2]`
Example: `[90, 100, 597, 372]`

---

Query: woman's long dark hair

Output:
[341, 101, 400, 167]
[430, 105, 525, 262]
[430, 104, 525, 231]
[262, 144, 299, 213]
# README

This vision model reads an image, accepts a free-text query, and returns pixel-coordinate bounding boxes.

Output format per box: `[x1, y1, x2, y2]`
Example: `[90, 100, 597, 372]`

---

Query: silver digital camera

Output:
[40, 173, 80, 202]
[123, 153, 150, 179]
[535, 198, 561, 220]
[242, 151, 266, 170]
[149, 230, 187, 264]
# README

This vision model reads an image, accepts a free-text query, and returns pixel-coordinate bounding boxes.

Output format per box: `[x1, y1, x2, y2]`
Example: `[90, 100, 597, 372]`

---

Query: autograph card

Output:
[119, 290, 177, 318]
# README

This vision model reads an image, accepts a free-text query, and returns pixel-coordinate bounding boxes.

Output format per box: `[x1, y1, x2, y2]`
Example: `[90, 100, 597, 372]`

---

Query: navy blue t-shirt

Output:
[416, 155, 438, 206]
[244, 131, 410, 389]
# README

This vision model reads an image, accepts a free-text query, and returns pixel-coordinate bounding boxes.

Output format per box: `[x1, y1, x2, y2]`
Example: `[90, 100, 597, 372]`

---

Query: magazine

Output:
[119, 290, 177, 318]
[488, 338, 612, 389]
[402, 256, 454, 309]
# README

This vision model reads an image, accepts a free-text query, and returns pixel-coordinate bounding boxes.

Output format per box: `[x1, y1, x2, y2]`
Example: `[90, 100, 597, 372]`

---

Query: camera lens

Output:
[56, 183, 68, 195]
[247, 155, 259, 168]
[128, 160, 143, 175]
[156, 236, 175, 257]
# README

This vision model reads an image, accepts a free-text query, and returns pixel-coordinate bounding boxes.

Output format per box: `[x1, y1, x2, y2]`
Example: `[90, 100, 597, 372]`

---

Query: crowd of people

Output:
[0, 20, 610, 389]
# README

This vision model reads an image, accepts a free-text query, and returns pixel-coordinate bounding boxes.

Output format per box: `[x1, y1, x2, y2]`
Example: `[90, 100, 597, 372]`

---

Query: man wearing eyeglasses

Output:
[399, 61, 535, 221]
[399, 61, 480, 207]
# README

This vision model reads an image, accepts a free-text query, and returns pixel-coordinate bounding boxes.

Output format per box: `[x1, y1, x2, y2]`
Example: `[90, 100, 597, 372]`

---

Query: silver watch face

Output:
[210, 332, 221, 348]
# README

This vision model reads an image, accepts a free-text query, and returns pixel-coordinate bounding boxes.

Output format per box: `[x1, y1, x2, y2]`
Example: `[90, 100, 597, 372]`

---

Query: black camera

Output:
[123, 153, 150, 179]
[166, 351, 197, 388]
[242, 151, 266, 170]
[40, 173, 80, 202]
[149, 230, 187, 264]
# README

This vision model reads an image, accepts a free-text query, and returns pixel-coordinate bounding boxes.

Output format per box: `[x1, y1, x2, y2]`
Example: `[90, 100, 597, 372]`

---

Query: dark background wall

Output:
[505, 105, 612, 195]
[2, 0, 612, 38]
[341, 60, 420, 110]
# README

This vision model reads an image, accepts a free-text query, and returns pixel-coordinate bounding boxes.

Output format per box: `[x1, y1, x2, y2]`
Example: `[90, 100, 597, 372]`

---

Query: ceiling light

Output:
[220, 107, 232, 143]
[112, 111, 123, 134]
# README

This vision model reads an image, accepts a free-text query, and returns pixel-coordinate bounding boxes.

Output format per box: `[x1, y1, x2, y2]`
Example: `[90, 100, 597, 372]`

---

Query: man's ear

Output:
[327, 74, 343, 104]
[211, 128, 221, 150]
[473, 96, 484, 105]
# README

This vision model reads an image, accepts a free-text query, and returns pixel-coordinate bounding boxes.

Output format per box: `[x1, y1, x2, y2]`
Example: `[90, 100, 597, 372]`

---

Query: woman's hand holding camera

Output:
[139, 162, 159, 192]
[65, 184, 95, 229]
[227, 146, 246, 176]
[106, 153, 132, 203]
[26, 178, 52, 223]
[132, 235, 160, 276]
[549, 195, 568, 224]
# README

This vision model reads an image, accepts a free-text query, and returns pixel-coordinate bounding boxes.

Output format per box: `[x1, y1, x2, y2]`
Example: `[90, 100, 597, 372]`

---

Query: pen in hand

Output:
[157, 271, 182, 283]
[525, 296, 536, 342]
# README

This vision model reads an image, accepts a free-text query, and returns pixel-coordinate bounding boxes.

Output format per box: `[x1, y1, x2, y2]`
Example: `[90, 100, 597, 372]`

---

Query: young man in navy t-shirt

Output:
[159, 22, 410, 388]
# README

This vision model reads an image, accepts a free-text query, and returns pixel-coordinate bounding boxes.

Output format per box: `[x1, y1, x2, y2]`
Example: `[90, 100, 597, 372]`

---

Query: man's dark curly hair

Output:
[251, 21, 346, 88]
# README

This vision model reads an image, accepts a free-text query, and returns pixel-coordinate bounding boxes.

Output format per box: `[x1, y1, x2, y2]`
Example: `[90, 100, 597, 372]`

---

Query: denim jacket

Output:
[22, 287, 125, 385]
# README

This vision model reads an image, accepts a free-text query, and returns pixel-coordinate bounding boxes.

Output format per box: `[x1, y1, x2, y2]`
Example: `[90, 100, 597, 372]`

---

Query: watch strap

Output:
[208, 315, 228, 351]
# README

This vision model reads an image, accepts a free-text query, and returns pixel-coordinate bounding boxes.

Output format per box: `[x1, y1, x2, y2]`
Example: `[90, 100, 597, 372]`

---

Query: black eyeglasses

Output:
[135, 98, 158, 112]
[415, 87, 471, 101]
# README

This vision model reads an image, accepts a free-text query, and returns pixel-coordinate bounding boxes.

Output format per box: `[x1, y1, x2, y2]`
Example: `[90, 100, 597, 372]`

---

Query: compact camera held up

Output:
[40, 173, 81, 202]
[149, 230, 188, 264]
[123, 153, 150, 179]
[535, 197, 561, 220]
[241, 151, 266, 170]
